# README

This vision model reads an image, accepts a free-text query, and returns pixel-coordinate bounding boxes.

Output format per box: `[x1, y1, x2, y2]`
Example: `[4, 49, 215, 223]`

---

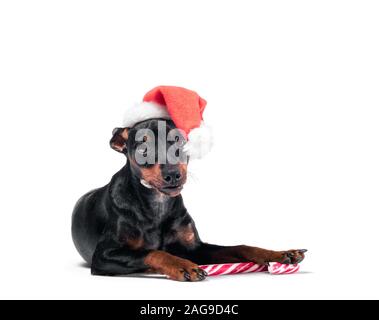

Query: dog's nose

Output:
[163, 170, 182, 184]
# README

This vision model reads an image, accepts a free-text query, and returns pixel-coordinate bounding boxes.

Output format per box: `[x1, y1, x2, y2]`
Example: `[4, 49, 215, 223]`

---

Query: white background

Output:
[0, 0, 378, 300]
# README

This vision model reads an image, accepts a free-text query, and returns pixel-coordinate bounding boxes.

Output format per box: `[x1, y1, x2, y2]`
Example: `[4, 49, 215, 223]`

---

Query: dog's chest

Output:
[120, 196, 175, 250]
[142, 227, 164, 250]
[151, 200, 169, 219]
[136, 201, 171, 250]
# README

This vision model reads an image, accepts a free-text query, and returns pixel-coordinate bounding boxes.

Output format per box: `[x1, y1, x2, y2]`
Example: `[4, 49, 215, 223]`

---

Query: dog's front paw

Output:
[167, 264, 207, 282]
[145, 251, 207, 282]
[274, 249, 307, 264]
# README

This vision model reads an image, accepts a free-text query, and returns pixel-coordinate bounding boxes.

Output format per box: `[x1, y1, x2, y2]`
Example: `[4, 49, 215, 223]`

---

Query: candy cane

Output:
[199, 262, 299, 276]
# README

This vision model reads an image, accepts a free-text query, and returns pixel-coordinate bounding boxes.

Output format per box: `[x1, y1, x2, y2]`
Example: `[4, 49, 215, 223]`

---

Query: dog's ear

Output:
[110, 127, 129, 153]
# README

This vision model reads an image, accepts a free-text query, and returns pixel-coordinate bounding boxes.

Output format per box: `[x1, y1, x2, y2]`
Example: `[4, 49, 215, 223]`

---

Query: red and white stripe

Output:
[199, 262, 299, 276]
[267, 262, 300, 274]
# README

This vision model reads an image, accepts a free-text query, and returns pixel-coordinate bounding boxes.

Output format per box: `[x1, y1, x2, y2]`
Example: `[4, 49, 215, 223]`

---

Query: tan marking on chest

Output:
[177, 224, 195, 245]
[125, 236, 144, 250]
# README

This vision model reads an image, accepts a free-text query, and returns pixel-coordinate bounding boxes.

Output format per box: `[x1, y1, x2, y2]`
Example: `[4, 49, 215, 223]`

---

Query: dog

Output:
[71, 118, 306, 281]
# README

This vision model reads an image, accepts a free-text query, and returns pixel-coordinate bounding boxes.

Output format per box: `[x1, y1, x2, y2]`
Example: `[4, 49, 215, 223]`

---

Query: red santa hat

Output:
[123, 86, 213, 159]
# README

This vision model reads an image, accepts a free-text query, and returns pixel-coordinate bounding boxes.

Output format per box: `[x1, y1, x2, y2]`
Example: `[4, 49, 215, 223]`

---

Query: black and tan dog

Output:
[72, 119, 306, 281]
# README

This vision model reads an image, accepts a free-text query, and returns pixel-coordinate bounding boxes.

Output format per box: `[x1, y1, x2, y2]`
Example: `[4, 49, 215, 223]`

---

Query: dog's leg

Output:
[183, 243, 307, 265]
[91, 240, 206, 281]
[144, 250, 207, 281]
[91, 240, 150, 276]
[164, 222, 306, 266]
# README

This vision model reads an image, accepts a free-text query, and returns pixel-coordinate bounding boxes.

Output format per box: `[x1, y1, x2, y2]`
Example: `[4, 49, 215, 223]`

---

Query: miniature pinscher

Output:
[72, 119, 306, 281]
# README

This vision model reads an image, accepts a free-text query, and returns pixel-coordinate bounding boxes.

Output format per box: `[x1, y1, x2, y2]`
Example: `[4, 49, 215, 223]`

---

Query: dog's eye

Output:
[175, 136, 186, 147]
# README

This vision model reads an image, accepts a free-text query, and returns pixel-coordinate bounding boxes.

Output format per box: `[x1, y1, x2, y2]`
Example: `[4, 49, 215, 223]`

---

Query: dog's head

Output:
[110, 119, 188, 197]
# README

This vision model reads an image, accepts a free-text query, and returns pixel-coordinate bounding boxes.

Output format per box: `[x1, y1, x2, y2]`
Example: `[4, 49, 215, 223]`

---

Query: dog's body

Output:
[72, 119, 306, 281]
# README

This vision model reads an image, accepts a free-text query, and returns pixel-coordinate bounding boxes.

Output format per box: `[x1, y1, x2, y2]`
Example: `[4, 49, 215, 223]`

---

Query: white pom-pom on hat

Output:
[183, 122, 213, 159]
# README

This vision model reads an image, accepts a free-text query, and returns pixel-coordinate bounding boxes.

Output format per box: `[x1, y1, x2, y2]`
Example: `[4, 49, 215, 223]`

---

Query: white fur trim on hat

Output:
[183, 122, 213, 159]
[122, 102, 170, 128]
